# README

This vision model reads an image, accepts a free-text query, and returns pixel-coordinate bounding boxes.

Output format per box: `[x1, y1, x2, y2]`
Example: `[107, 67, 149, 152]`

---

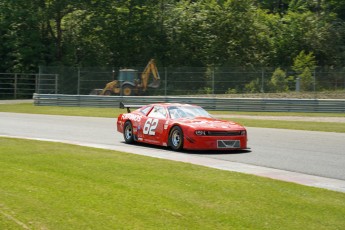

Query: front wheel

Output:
[169, 126, 184, 151]
[122, 84, 134, 96]
[123, 121, 134, 144]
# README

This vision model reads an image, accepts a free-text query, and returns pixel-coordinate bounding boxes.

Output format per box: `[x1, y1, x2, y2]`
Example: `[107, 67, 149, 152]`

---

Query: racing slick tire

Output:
[169, 126, 184, 151]
[124, 121, 135, 144]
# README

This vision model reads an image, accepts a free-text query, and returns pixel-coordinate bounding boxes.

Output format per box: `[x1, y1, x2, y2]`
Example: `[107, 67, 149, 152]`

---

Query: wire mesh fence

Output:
[0, 73, 58, 99]
[0, 73, 36, 99]
[1, 66, 345, 99]
[39, 66, 345, 98]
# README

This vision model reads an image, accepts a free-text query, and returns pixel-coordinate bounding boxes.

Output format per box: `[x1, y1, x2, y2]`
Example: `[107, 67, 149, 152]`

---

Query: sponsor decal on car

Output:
[164, 120, 169, 130]
[122, 113, 142, 122]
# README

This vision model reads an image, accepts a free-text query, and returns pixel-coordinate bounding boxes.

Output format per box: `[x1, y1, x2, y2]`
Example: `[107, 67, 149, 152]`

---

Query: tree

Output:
[163, 1, 209, 66]
[328, 0, 345, 20]
[205, 0, 263, 67]
[0, 0, 46, 72]
[1, 0, 345, 74]
[292, 50, 316, 73]
[256, 0, 290, 16]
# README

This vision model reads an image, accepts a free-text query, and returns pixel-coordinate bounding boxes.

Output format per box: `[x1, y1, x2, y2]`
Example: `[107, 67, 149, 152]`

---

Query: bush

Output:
[244, 78, 261, 93]
[299, 67, 314, 91]
[270, 68, 288, 92]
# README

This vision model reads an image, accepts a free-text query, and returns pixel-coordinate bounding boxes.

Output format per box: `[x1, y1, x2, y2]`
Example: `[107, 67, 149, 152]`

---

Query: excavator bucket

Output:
[141, 59, 161, 90]
[148, 79, 160, 88]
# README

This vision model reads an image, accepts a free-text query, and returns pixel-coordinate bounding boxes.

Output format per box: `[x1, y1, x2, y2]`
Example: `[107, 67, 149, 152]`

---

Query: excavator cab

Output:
[117, 69, 140, 96]
[118, 69, 138, 83]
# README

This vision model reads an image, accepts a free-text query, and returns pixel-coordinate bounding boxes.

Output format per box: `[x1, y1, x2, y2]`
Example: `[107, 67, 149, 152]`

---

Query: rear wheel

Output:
[122, 85, 134, 96]
[169, 126, 184, 151]
[104, 90, 112, 95]
[124, 121, 134, 144]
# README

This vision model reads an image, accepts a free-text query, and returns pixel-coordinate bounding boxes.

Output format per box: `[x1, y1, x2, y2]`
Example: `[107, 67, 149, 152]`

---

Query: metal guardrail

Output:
[33, 93, 345, 113]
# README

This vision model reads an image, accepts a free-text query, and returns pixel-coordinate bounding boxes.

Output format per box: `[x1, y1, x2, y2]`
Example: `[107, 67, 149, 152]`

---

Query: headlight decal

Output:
[195, 130, 207, 135]
[194, 130, 247, 136]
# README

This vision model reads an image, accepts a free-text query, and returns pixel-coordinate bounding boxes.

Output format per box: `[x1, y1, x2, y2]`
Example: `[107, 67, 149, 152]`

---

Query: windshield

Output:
[168, 106, 212, 119]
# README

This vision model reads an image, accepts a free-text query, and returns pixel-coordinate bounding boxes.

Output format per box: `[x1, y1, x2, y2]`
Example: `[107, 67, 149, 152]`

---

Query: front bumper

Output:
[183, 135, 248, 150]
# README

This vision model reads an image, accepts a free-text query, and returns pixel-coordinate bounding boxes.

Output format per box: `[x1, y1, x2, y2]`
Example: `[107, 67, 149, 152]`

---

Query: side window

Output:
[140, 106, 152, 115]
[148, 106, 167, 119]
[168, 107, 186, 119]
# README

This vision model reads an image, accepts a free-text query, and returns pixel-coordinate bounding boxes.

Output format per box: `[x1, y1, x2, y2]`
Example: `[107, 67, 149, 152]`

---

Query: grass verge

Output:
[228, 118, 345, 133]
[211, 110, 345, 117]
[0, 103, 120, 118]
[1, 103, 345, 132]
[1, 137, 345, 229]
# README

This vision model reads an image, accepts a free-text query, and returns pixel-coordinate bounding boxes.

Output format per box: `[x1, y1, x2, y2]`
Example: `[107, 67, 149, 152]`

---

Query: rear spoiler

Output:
[119, 102, 143, 113]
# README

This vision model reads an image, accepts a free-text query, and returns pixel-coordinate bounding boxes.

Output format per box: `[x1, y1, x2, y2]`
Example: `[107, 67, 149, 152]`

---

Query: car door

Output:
[139, 105, 167, 145]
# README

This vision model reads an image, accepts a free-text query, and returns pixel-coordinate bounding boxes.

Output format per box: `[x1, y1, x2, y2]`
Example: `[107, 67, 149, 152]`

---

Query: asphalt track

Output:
[1, 112, 345, 193]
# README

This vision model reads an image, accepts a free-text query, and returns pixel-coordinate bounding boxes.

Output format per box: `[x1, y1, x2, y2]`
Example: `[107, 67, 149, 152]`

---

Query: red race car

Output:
[117, 102, 248, 151]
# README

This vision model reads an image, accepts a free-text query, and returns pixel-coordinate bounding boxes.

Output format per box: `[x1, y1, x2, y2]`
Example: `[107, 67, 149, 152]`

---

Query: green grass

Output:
[1, 103, 345, 132]
[228, 118, 345, 133]
[0, 103, 121, 118]
[211, 110, 345, 117]
[1, 137, 345, 229]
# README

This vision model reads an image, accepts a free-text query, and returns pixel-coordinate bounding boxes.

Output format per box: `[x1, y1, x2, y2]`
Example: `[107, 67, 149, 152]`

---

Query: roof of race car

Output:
[120, 102, 202, 113]
[143, 103, 198, 107]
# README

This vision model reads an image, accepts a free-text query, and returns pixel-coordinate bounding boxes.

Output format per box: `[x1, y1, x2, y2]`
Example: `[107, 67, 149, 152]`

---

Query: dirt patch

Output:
[0, 100, 33, 104]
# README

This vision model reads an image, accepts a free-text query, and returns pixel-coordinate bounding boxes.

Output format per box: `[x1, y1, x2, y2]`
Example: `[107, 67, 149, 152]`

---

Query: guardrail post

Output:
[37, 66, 41, 94]
[296, 77, 300, 92]
[14, 73, 17, 99]
[55, 74, 59, 94]
[35, 74, 38, 93]
[212, 67, 215, 96]
[261, 69, 264, 93]
[77, 67, 80, 95]
[313, 70, 317, 99]
[164, 67, 167, 96]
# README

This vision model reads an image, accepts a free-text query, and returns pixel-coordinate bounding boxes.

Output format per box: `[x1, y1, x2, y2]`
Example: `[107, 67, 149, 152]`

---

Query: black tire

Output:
[122, 84, 134, 96]
[169, 126, 184, 151]
[104, 90, 112, 96]
[123, 121, 134, 144]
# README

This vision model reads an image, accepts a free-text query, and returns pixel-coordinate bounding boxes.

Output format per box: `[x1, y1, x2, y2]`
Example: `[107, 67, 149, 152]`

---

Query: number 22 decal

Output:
[143, 118, 159, 135]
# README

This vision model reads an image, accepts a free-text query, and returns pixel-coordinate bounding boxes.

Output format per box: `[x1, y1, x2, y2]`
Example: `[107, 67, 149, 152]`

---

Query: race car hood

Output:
[175, 117, 245, 130]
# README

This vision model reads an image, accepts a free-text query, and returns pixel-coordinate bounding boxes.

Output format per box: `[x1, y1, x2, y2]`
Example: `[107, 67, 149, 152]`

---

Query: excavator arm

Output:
[141, 59, 160, 91]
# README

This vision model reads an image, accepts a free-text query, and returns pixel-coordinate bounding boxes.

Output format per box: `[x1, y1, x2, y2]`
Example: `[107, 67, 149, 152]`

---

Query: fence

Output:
[0, 73, 58, 99]
[1, 67, 345, 99]
[38, 66, 345, 98]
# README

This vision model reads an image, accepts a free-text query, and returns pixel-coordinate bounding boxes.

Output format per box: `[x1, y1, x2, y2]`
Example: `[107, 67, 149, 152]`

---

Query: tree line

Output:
[1, 0, 345, 73]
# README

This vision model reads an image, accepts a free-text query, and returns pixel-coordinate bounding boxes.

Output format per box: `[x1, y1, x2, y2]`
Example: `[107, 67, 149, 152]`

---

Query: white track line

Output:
[0, 206, 31, 230]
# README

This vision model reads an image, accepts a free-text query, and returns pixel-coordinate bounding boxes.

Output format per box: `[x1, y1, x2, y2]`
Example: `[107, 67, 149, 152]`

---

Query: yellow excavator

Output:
[93, 59, 160, 96]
